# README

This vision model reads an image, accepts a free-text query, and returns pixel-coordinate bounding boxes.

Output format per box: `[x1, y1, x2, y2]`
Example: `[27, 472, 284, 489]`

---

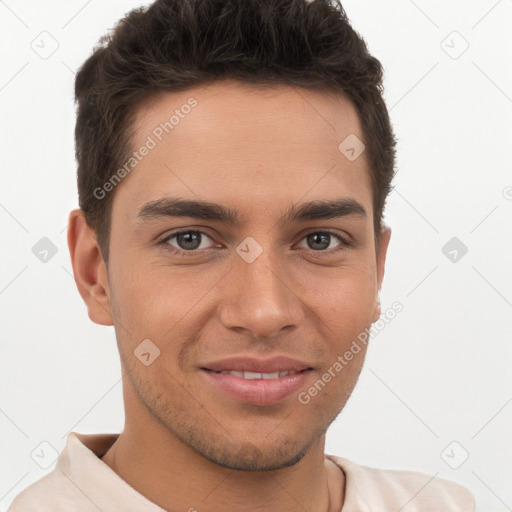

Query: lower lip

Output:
[201, 369, 312, 405]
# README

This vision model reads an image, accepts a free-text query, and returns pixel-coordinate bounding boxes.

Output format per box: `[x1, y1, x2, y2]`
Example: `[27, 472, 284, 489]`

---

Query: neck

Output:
[101, 402, 344, 512]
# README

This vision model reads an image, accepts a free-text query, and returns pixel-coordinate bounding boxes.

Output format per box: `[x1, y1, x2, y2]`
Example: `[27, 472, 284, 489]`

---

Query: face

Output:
[85, 80, 390, 471]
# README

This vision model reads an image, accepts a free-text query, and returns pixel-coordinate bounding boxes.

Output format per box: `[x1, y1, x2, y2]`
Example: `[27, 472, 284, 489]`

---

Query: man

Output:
[9, 0, 475, 510]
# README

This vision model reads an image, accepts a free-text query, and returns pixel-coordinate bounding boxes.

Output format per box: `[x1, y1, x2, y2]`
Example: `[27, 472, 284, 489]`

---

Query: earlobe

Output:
[67, 209, 113, 326]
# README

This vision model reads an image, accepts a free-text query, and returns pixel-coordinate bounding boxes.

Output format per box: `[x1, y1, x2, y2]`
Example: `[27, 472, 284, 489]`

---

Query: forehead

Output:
[113, 80, 372, 222]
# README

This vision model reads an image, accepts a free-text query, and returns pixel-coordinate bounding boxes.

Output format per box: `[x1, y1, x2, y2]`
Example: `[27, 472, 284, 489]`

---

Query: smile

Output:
[213, 370, 300, 379]
[202, 368, 312, 405]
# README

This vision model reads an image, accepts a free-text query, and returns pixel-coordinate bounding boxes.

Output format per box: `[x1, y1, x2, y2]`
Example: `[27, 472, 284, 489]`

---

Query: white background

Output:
[1, 0, 511, 510]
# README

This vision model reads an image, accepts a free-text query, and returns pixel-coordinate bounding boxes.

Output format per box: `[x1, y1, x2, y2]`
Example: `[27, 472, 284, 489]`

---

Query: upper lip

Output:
[201, 355, 312, 373]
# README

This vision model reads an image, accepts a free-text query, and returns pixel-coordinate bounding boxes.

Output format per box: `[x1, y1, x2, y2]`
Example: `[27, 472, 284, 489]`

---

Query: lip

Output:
[200, 355, 313, 405]
[200, 355, 312, 374]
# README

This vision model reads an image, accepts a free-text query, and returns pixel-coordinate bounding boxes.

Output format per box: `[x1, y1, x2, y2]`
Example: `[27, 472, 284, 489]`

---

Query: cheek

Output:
[110, 258, 206, 326]
[109, 245, 378, 342]
[108, 262, 221, 372]
[301, 264, 378, 329]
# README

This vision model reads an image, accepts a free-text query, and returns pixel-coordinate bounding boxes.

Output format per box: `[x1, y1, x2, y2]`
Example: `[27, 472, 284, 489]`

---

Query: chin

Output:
[196, 438, 312, 472]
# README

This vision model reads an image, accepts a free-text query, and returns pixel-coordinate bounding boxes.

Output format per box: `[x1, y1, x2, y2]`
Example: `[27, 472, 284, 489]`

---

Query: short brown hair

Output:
[74, 0, 397, 263]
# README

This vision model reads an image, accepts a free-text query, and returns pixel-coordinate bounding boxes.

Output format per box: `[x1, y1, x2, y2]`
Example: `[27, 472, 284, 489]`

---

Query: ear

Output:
[67, 209, 113, 326]
[371, 225, 392, 323]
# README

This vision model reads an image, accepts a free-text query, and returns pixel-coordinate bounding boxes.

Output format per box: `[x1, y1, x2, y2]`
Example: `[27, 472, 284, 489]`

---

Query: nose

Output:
[218, 245, 305, 339]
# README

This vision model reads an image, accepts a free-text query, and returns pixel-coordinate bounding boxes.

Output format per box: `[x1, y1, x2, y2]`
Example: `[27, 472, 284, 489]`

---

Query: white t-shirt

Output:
[8, 432, 475, 511]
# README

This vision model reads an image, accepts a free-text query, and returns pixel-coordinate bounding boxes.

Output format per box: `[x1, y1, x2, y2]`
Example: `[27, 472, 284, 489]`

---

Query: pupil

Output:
[178, 232, 200, 250]
[309, 233, 329, 250]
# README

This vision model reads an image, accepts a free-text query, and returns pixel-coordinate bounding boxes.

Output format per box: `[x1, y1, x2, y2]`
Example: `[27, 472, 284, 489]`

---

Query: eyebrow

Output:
[135, 197, 367, 225]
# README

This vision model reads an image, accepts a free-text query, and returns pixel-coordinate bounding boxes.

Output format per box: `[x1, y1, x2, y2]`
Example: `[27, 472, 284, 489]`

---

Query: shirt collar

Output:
[57, 432, 166, 512]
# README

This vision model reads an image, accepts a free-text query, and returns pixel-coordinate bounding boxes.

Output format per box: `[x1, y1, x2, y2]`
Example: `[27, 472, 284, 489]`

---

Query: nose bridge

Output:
[219, 236, 303, 338]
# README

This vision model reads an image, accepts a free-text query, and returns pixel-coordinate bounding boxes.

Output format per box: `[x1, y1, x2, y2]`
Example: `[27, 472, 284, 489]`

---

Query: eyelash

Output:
[158, 229, 352, 257]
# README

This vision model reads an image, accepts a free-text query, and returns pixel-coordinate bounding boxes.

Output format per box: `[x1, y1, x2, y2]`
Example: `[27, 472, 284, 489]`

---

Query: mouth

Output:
[209, 369, 303, 379]
[199, 355, 313, 405]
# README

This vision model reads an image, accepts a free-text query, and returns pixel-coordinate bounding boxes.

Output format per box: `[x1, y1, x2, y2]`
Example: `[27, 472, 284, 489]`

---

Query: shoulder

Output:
[328, 455, 475, 511]
[8, 468, 88, 512]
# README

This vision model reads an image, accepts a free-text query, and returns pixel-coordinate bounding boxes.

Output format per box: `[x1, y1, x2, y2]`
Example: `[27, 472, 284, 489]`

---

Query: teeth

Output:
[217, 370, 297, 379]
[244, 371, 263, 380]
[220, 370, 244, 377]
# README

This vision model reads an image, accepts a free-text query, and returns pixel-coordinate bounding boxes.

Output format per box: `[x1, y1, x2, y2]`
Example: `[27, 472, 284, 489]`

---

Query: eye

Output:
[158, 229, 351, 257]
[160, 230, 218, 254]
[296, 231, 349, 253]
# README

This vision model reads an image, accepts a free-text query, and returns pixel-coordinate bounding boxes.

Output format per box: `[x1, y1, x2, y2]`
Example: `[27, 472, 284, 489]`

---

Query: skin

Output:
[68, 79, 391, 512]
